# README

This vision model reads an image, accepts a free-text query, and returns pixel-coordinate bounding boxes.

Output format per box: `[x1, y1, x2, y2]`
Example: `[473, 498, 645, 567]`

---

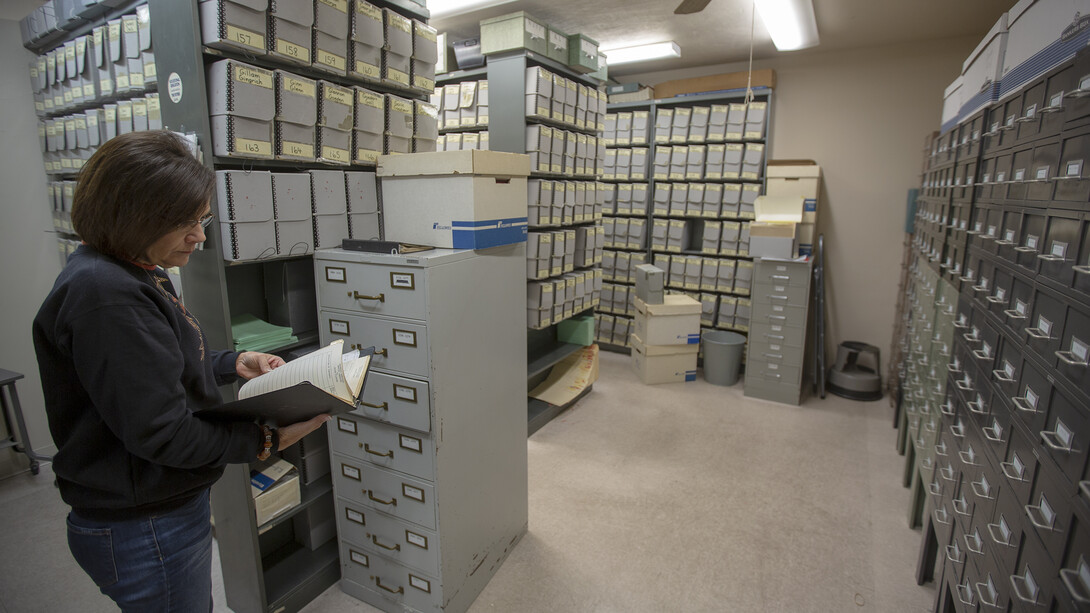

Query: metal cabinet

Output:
[743, 257, 813, 405]
[314, 246, 527, 613]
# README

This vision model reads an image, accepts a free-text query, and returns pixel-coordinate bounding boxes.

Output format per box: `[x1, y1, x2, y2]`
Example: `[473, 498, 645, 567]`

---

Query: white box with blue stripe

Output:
[633, 295, 701, 346]
[377, 150, 530, 249]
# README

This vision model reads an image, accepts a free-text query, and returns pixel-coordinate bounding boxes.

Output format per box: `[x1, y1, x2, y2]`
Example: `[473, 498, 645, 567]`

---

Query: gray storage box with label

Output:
[480, 12, 548, 56]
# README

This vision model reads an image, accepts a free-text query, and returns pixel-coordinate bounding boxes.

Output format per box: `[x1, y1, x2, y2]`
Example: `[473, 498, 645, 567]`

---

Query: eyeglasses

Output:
[182, 213, 214, 230]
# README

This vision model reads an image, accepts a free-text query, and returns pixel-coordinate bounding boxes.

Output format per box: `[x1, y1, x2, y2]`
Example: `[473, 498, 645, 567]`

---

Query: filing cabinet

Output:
[315, 247, 527, 613]
[744, 258, 812, 405]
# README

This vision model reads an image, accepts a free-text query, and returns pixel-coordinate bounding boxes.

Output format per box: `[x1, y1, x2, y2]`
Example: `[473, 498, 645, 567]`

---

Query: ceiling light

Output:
[600, 42, 681, 65]
[427, 0, 519, 19]
[754, 0, 819, 51]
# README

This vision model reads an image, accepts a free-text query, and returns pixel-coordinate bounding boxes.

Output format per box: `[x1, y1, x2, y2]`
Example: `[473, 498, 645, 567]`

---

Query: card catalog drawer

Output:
[339, 542, 441, 612]
[356, 371, 430, 433]
[331, 414, 435, 481]
[333, 452, 436, 530]
[335, 496, 440, 576]
[322, 311, 429, 378]
[317, 261, 427, 320]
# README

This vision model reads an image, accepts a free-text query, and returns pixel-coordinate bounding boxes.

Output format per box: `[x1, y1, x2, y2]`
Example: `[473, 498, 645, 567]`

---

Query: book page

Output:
[238, 340, 353, 404]
[342, 354, 371, 399]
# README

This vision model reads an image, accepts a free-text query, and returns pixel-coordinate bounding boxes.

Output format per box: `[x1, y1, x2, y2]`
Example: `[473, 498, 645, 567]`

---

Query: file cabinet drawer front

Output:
[746, 356, 801, 386]
[332, 453, 436, 530]
[1026, 289, 1066, 368]
[330, 415, 436, 481]
[749, 321, 806, 347]
[1056, 304, 1090, 400]
[1001, 424, 1040, 508]
[751, 282, 809, 306]
[339, 542, 442, 612]
[1039, 388, 1090, 484]
[748, 340, 804, 368]
[317, 261, 427, 320]
[357, 372, 431, 433]
[754, 261, 809, 288]
[322, 312, 430, 378]
[335, 497, 440, 576]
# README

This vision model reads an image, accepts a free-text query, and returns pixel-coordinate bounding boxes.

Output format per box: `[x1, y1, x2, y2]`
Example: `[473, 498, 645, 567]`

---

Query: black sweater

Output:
[33, 245, 261, 520]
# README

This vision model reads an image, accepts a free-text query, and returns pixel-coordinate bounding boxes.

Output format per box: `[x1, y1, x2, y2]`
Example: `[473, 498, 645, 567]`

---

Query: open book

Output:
[198, 340, 373, 425]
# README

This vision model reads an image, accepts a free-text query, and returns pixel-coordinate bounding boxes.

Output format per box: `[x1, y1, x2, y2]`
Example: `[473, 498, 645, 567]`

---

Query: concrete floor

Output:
[0, 349, 935, 612]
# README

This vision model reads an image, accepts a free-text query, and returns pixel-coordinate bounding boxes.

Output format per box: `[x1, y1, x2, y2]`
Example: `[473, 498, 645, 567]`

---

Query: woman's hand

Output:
[277, 414, 331, 450]
[236, 352, 286, 380]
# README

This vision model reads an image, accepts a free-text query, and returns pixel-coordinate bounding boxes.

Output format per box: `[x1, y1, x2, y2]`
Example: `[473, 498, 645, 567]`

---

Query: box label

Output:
[226, 25, 265, 51]
[387, 67, 410, 86]
[236, 137, 272, 157]
[355, 60, 380, 78]
[393, 384, 417, 402]
[276, 39, 310, 63]
[324, 84, 352, 106]
[282, 141, 314, 158]
[402, 484, 424, 502]
[357, 2, 381, 19]
[399, 434, 422, 452]
[321, 145, 349, 163]
[317, 49, 346, 71]
[319, 0, 348, 13]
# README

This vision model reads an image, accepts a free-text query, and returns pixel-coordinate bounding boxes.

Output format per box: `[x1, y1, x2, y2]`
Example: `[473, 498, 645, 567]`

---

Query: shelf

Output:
[439, 125, 489, 134]
[263, 539, 340, 611]
[256, 474, 332, 536]
[601, 278, 635, 285]
[371, 0, 430, 20]
[530, 171, 601, 180]
[651, 87, 773, 106]
[202, 46, 432, 100]
[604, 99, 654, 110]
[602, 245, 649, 252]
[527, 342, 585, 379]
[650, 177, 764, 184]
[24, 0, 147, 54]
[525, 114, 602, 137]
[648, 214, 756, 222]
[652, 248, 754, 259]
[212, 156, 374, 172]
[597, 342, 632, 355]
[528, 385, 593, 436]
[436, 66, 488, 84]
[39, 82, 161, 120]
[488, 49, 604, 88]
[602, 212, 651, 218]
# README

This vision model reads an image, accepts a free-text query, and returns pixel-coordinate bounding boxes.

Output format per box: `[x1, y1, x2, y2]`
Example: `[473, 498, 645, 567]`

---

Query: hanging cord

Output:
[745, 0, 756, 104]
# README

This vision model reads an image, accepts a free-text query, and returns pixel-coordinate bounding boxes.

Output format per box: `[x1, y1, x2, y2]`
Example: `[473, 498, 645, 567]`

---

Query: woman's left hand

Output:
[236, 352, 286, 380]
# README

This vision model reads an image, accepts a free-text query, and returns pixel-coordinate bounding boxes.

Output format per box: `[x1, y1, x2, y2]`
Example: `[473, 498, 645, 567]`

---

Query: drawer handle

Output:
[1010, 572, 1040, 604]
[353, 291, 386, 302]
[764, 334, 784, 340]
[360, 400, 388, 410]
[770, 295, 788, 301]
[370, 534, 401, 552]
[985, 294, 1006, 304]
[373, 577, 403, 595]
[945, 544, 964, 564]
[958, 449, 979, 465]
[992, 369, 1015, 383]
[768, 315, 786, 321]
[956, 583, 975, 606]
[1001, 461, 1027, 482]
[982, 426, 1003, 443]
[964, 532, 984, 555]
[1074, 264, 1090, 276]
[1056, 351, 1089, 367]
[1025, 503, 1055, 531]
[771, 275, 790, 280]
[366, 490, 397, 506]
[1014, 246, 1038, 253]
[1060, 559, 1090, 604]
[1025, 327, 1053, 340]
[1011, 396, 1039, 414]
[987, 522, 1012, 547]
[972, 348, 992, 360]
[1036, 253, 1066, 262]
[375, 348, 389, 358]
[976, 581, 999, 608]
[971, 479, 994, 500]
[1040, 430, 1073, 453]
[364, 444, 393, 458]
[967, 400, 986, 415]
[762, 353, 783, 360]
[1002, 309, 1026, 320]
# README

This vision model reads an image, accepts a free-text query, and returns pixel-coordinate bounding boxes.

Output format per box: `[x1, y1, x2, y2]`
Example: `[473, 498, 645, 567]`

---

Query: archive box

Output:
[630, 333, 699, 384]
[479, 12, 548, 57]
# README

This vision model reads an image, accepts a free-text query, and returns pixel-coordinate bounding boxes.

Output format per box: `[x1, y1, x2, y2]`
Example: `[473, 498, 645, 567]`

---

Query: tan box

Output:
[630, 333, 698, 384]
[654, 69, 775, 99]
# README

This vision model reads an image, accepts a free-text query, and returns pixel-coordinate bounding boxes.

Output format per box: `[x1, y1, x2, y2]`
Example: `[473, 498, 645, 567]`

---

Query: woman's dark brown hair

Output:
[72, 130, 214, 261]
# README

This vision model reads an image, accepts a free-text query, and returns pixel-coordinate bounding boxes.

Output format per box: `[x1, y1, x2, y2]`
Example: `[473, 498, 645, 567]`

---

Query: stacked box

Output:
[631, 294, 701, 384]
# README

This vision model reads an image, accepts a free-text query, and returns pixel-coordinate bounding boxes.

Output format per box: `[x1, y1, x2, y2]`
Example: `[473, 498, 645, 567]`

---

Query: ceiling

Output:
[432, 0, 1010, 78]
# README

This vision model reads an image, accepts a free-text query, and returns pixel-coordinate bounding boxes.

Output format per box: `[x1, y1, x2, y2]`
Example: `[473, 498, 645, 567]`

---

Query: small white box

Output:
[207, 59, 276, 120]
[199, 0, 268, 57]
[630, 333, 698, 384]
[378, 150, 531, 249]
[251, 458, 301, 526]
[216, 170, 276, 261]
[634, 295, 701, 345]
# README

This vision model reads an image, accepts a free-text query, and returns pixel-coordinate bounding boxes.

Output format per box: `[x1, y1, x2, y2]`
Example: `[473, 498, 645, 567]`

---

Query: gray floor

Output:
[0, 350, 935, 612]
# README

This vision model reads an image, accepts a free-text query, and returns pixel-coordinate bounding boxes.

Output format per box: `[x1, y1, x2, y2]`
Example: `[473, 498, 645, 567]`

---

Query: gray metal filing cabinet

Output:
[744, 257, 813, 405]
[314, 246, 527, 613]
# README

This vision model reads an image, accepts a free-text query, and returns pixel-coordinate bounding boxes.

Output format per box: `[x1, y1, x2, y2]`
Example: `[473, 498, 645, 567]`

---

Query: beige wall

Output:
[620, 36, 979, 371]
[0, 19, 62, 477]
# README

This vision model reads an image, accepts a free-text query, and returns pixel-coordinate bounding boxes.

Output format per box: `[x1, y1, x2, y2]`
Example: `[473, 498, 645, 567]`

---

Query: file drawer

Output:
[335, 497, 440, 576]
[1009, 357, 1054, 437]
[322, 311, 429, 378]
[971, 551, 1011, 611]
[1058, 506, 1090, 606]
[331, 415, 435, 481]
[1008, 526, 1056, 611]
[1026, 139, 1061, 204]
[1038, 387, 1090, 484]
[333, 452, 437, 530]
[1055, 302, 1090, 400]
[746, 355, 801, 386]
[1002, 423, 1042, 510]
[752, 300, 806, 326]
[339, 542, 441, 612]
[750, 321, 806, 349]
[1024, 464, 1075, 570]
[994, 208, 1023, 265]
[990, 339, 1022, 399]
[748, 339, 804, 368]
[753, 260, 809, 287]
[985, 485, 1024, 578]
[945, 518, 969, 584]
[1053, 128, 1090, 209]
[1007, 145, 1035, 203]
[317, 260, 428, 320]
[1014, 210, 1047, 275]
[1003, 271, 1035, 335]
[751, 281, 808, 306]
[356, 371, 430, 433]
[1025, 288, 1066, 368]
[1038, 211, 1082, 288]
[1015, 79, 1048, 145]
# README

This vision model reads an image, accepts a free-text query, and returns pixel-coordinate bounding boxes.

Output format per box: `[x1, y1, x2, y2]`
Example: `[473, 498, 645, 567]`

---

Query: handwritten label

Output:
[321, 145, 349, 163]
[406, 531, 427, 549]
[226, 25, 264, 50]
[399, 434, 422, 452]
[317, 49, 346, 71]
[393, 330, 416, 346]
[337, 417, 357, 434]
[346, 508, 365, 525]
[235, 137, 272, 157]
[349, 550, 368, 566]
[1038, 315, 1052, 337]
[341, 463, 361, 480]
[402, 484, 424, 502]
[409, 575, 431, 593]
[393, 384, 417, 402]
[276, 39, 310, 63]
[1068, 160, 1084, 177]
[1015, 300, 1028, 316]
[330, 319, 350, 335]
[1026, 235, 1038, 250]
[325, 84, 352, 106]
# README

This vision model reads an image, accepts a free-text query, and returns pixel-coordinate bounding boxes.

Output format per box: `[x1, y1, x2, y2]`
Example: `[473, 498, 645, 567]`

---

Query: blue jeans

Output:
[66, 490, 214, 613]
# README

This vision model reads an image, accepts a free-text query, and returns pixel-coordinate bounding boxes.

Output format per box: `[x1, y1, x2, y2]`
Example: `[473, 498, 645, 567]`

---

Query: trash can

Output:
[701, 330, 746, 386]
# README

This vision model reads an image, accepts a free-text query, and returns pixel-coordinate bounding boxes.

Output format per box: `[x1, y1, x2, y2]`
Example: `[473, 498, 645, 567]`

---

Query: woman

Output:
[32, 131, 328, 611]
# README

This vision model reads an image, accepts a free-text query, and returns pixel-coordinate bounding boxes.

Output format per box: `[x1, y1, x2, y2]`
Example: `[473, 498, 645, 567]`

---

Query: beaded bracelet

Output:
[257, 424, 274, 461]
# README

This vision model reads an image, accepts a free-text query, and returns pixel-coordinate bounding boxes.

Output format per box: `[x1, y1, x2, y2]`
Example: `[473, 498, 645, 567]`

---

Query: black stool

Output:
[0, 369, 51, 475]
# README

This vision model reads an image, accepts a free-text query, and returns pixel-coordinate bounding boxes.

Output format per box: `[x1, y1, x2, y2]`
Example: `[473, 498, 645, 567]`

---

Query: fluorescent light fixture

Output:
[755, 0, 819, 51]
[427, 0, 519, 19]
[600, 41, 681, 65]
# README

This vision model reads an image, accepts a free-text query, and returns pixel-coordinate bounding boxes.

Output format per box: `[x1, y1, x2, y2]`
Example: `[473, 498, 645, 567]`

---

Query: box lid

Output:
[376, 150, 531, 177]
[750, 221, 797, 238]
[962, 13, 1009, 75]
[754, 196, 804, 223]
[479, 11, 543, 26]
[635, 294, 700, 316]
[630, 333, 700, 356]
[766, 159, 821, 179]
